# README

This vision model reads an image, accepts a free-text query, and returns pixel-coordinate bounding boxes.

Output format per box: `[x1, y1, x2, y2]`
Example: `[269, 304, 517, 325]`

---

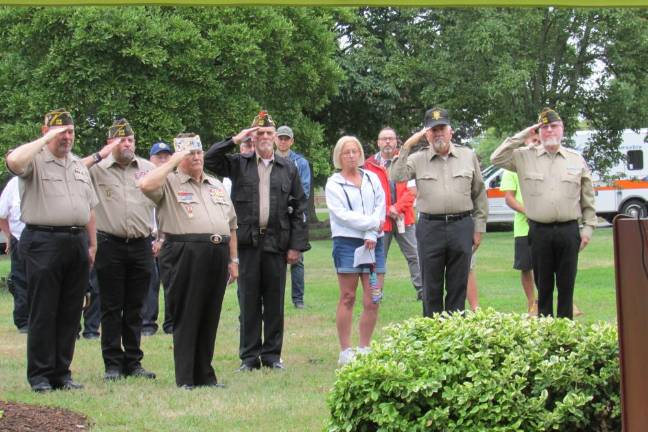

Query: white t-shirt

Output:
[0, 177, 25, 239]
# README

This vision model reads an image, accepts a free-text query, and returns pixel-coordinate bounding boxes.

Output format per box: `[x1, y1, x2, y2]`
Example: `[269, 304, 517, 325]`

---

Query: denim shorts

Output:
[332, 236, 386, 274]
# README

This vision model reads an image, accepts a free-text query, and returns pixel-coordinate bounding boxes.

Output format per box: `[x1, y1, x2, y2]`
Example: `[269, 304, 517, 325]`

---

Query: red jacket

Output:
[364, 153, 416, 232]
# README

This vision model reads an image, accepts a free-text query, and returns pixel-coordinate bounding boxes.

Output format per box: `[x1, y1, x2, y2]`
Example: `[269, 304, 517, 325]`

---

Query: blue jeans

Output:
[290, 256, 305, 305]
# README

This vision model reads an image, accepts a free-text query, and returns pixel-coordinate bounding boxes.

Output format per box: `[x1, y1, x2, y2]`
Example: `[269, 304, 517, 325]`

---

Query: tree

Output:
[0, 6, 343, 185]
[321, 7, 648, 174]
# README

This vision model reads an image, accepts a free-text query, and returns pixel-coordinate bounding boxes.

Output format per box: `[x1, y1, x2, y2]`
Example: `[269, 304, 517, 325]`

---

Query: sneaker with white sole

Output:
[338, 347, 356, 365]
[356, 346, 371, 356]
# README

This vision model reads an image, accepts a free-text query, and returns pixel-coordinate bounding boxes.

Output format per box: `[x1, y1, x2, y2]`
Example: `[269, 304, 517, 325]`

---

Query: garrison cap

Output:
[276, 125, 294, 138]
[173, 133, 202, 152]
[108, 118, 134, 139]
[424, 107, 450, 128]
[538, 108, 561, 125]
[150, 142, 173, 156]
[44, 109, 74, 127]
[251, 110, 276, 128]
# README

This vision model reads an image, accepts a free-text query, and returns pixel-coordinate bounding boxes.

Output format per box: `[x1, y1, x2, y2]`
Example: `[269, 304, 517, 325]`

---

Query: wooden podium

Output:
[613, 215, 648, 431]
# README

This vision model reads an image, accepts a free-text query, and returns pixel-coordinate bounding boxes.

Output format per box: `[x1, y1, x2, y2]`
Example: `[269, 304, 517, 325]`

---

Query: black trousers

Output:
[238, 238, 287, 366]
[20, 228, 89, 387]
[8, 235, 28, 330]
[416, 216, 474, 316]
[159, 239, 229, 387]
[141, 257, 160, 332]
[528, 220, 580, 319]
[95, 233, 152, 372]
[82, 268, 101, 337]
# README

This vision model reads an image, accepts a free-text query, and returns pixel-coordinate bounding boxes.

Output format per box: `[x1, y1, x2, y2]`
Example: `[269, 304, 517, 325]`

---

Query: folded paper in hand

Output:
[353, 245, 376, 267]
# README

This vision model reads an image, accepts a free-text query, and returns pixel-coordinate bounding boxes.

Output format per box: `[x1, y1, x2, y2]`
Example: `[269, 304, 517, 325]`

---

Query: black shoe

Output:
[127, 366, 156, 379]
[141, 328, 157, 337]
[18, 326, 29, 334]
[31, 382, 53, 393]
[104, 368, 124, 381]
[263, 361, 286, 370]
[293, 302, 305, 309]
[163, 326, 174, 335]
[82, 332, 100, 340]
[54, 379, 84, 391]
[178, 384, 194, 390]
[237, 363, 260, 372]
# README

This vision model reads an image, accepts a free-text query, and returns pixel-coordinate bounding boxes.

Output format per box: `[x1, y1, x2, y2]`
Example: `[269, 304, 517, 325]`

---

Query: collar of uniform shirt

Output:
[102, 153, 140, 168]
[536, 145, 568, 158]
[42, 146, 70, 166]
[176, 170, 214, 184]
[256, 153, 274, 166]
[428, 142, 458, 160]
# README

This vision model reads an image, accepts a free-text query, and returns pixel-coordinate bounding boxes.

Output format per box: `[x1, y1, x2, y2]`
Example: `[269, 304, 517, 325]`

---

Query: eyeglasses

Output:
[378, 137, 397, 142]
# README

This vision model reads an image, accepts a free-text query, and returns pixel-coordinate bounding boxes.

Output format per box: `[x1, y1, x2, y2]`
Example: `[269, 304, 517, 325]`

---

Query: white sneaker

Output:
[356, 346, 371, 356]
[338, 348, 356, 365]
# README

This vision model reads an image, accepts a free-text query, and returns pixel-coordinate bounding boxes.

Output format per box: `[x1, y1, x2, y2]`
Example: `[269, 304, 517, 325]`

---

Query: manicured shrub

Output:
[327, 309, 620, 432]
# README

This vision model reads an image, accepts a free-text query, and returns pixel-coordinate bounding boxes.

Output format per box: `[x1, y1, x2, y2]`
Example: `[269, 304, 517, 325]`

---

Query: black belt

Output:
[98, 231, 150, 244]
[420, 211, 471, 222]
[529, 219, 577, 227]
[26, 224, 86, 234]
[165, 233, 230, 245]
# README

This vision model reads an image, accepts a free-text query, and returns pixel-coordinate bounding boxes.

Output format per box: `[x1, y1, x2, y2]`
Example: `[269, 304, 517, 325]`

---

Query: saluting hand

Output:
[402, 127, 429, 151]
[170, 149, 192, 166]
[42, 125, 73, 143]
[521, 123, 543, 141]
[233, 127, 259, 145]
[99, 138, 122, 158]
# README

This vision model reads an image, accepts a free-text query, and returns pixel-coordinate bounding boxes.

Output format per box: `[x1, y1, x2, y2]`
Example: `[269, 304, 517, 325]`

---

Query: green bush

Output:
[327, 309, 620, 432]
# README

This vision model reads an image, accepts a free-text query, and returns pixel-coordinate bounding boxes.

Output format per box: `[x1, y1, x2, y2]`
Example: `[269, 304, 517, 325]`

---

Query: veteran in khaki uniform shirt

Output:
[85, 118, 157, 381]
[391, 107, 488, 316]
[491, 108, 596, 319]
[140, 133, 237, 389]
[6, 109, 98, 392]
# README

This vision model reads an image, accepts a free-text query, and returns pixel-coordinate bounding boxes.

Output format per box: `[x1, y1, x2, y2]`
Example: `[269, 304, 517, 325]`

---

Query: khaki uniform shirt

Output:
[17, 147, 98, 226]
[143, 170, 236, 235]
[391, 143, 488, 232]
[490, 134, 596, 238]
[257, 156, 273, 229]
[90, 154, 155, 238]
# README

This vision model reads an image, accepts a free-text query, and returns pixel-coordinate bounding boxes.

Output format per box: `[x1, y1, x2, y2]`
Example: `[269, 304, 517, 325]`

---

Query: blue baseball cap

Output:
[150, 142, 173, 156]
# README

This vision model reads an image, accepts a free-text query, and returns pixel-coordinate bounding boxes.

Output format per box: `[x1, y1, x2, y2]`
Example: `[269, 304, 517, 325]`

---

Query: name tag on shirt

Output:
[177, 191, 194, 203]
[209, 186, 227, 204]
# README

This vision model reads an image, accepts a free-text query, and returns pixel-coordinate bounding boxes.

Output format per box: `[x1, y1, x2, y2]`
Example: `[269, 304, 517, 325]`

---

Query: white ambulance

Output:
[483, 129, 648, 224]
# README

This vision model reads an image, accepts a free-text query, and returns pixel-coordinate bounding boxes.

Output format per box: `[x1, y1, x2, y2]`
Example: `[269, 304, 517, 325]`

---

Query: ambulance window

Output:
[627, 150, 643, 170]
[490, 174, 501, 188]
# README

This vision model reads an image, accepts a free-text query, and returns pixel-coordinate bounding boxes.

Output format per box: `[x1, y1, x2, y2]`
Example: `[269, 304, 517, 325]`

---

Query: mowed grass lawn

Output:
[0, 228, 617, 431]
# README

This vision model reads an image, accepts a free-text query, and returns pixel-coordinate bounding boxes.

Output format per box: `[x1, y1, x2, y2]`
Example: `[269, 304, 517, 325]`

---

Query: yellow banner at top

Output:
[1, 0, 647, 6]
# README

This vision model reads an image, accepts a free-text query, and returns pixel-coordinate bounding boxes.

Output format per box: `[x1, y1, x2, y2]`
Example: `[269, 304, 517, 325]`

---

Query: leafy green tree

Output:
[322, 7, 648, 174]
[0, 6, 343, 185]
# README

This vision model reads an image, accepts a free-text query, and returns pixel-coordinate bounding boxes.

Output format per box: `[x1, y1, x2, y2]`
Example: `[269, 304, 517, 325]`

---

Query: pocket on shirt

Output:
[40, 174, 66, 196]
[452, 169, 473, 196]
[522, 172, 544, 196]
[561, 173, 581, 199]
[97, 182, 120, 201]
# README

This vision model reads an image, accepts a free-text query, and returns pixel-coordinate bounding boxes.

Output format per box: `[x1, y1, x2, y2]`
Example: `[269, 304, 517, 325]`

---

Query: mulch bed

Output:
[0, 401, 89, 431]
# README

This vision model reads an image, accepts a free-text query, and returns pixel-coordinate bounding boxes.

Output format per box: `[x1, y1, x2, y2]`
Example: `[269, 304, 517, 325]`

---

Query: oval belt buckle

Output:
[210, 234, 223, 244]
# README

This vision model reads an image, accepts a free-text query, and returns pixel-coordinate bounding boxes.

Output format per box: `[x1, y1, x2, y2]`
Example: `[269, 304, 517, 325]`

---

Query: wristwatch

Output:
[93, 152, 103, 163]
[230, 257, 240, 264]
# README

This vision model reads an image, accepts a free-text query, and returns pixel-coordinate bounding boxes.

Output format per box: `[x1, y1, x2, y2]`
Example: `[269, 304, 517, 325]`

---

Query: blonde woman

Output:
[325, 136, 386, 365]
